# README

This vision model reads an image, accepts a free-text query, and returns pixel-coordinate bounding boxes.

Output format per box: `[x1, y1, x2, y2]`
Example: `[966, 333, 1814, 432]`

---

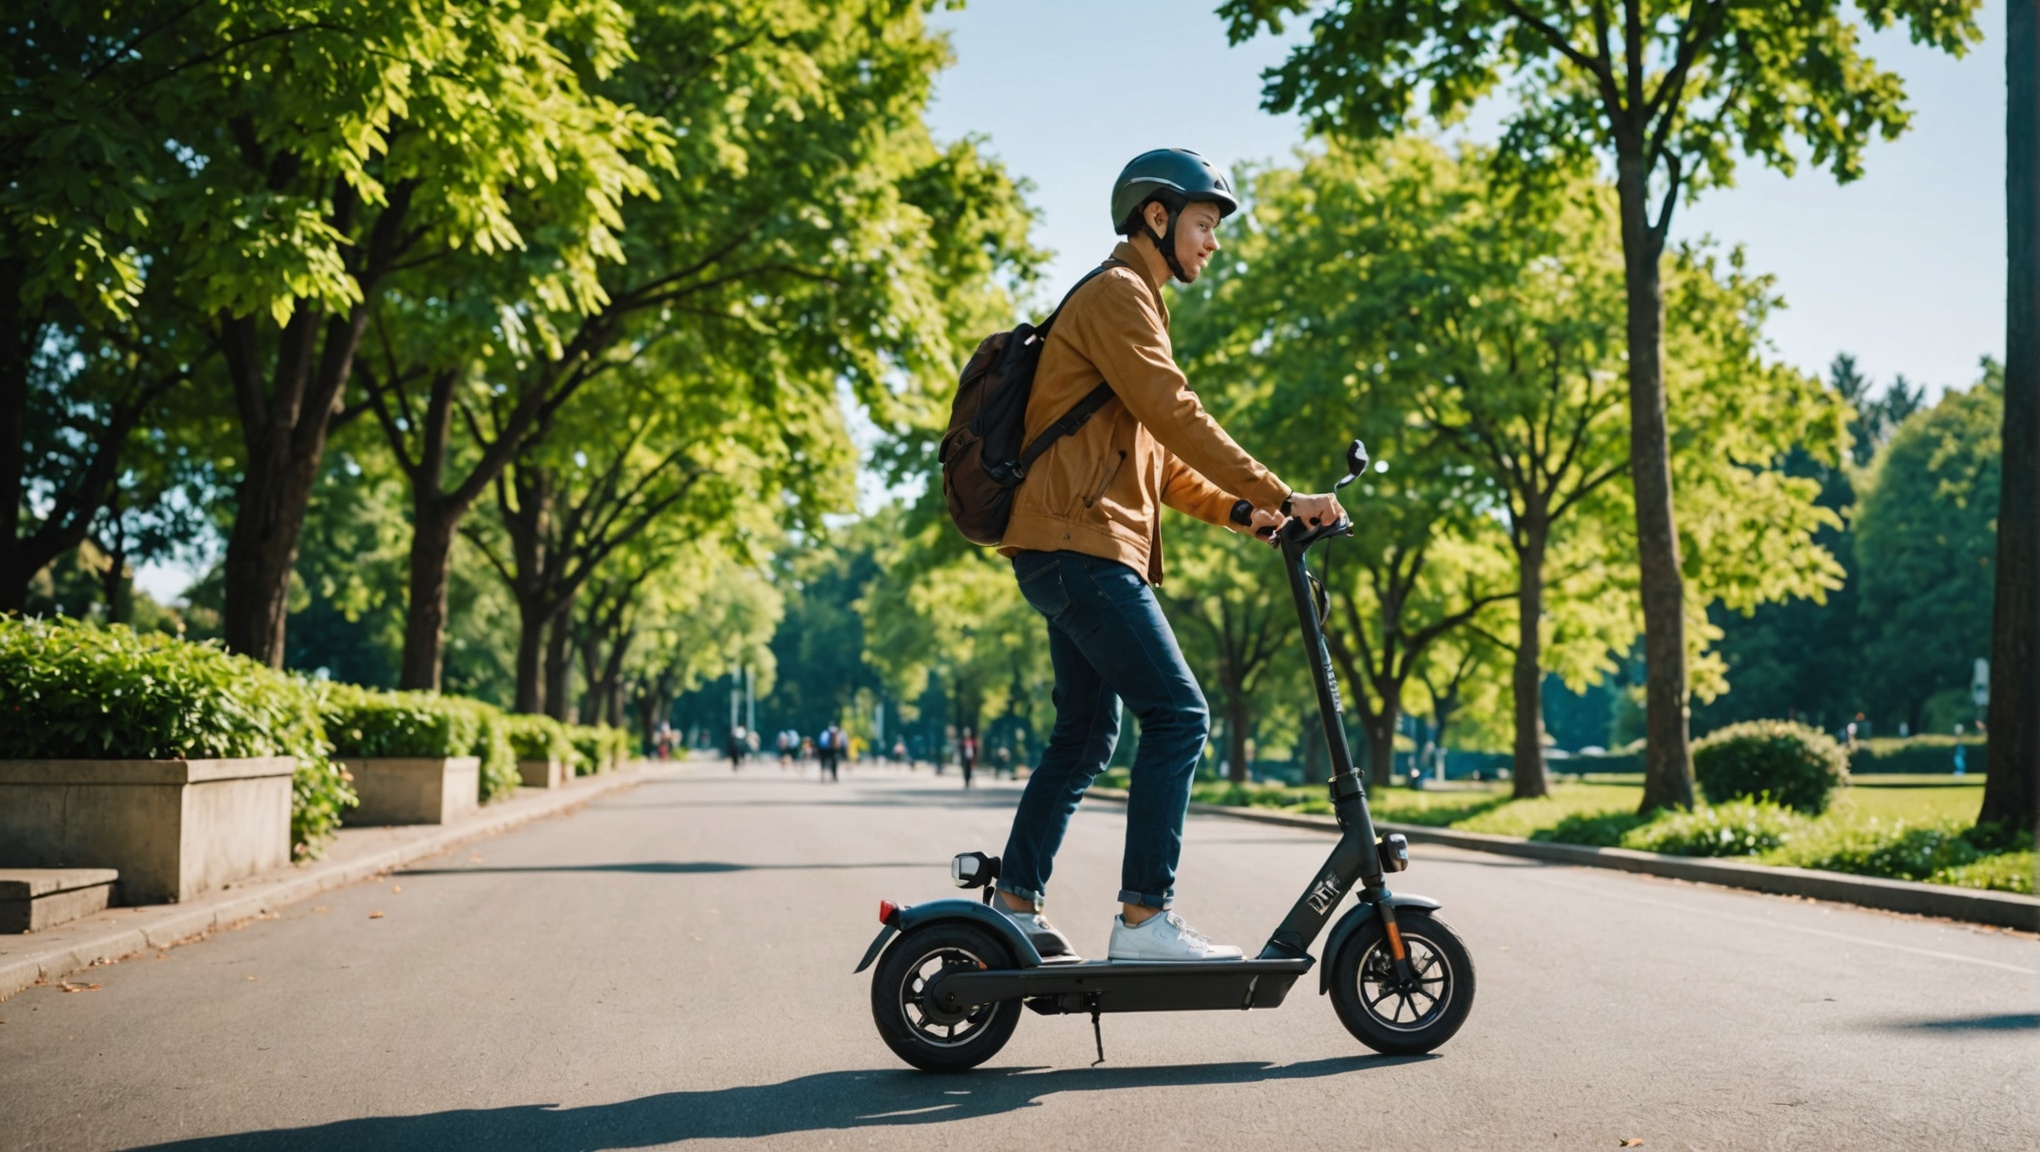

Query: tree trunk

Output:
[1511, 518, 1551, 798]
[1363, 705, 1397, 790]
[0, 258, 27, 613]
[544, 605, 574, 722]
[100, 511, 130, 626]
[514, 597, 548, 714]
[1616, 156, 1695, 813]
[220, 309, 368, 667]
[1983, 0, 2040, 835]
[399, 497, 459, 690]
[221, 426, 323, 666]
[1224, 680, 1252, 784]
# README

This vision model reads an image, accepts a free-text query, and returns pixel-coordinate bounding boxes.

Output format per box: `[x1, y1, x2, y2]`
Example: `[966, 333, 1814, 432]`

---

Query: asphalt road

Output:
[1, 762, 2035, 1152]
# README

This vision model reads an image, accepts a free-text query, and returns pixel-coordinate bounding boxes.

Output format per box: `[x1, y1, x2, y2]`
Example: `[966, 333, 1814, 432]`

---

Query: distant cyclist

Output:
[990, 149, 1344, 963]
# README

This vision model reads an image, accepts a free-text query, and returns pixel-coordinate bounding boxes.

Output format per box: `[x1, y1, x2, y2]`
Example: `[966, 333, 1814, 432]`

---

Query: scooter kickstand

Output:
[1086, 995, 1106, 1065]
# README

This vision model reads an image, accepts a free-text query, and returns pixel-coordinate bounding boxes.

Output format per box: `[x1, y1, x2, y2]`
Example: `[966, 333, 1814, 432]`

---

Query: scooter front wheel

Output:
[870, 922, 1020, 1072]
[1329, 908, 1476, 1055]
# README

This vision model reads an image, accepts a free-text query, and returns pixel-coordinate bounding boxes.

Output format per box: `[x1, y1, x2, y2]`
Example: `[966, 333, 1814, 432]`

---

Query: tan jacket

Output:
[997, 242, 1291, 583]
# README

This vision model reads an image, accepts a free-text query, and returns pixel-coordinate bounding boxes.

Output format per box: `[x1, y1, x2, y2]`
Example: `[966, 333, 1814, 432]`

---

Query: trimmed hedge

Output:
[568, 724, 632, 776]
[1693, 720, 1849, 814]
[506, 713, 573, 765]
[0, 617, 355, 858]
[319, 686, 518, 805]
[1847, 735, 1986, 775]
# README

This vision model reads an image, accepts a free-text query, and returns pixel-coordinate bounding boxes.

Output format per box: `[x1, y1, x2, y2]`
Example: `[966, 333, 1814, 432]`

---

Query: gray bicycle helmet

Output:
[1110, 148, 1238, 282]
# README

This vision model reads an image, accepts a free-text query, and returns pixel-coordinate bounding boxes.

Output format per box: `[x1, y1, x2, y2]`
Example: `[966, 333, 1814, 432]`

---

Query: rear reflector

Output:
[878, 900, 897, 925]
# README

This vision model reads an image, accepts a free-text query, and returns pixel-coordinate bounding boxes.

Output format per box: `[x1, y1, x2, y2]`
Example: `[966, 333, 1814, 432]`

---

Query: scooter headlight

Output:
[951, 851, 999, 888]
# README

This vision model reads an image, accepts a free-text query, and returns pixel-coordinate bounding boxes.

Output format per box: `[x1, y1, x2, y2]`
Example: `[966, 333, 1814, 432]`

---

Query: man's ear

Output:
[1142, 200, 1171, 236]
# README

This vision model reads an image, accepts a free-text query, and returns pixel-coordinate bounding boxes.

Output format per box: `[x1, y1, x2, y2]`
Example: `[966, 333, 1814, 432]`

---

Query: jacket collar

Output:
[1109, 240, 1168, 322]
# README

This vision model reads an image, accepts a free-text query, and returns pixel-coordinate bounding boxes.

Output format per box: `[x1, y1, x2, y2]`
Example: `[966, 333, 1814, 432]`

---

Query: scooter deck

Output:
[930, 956, 1313, 1016]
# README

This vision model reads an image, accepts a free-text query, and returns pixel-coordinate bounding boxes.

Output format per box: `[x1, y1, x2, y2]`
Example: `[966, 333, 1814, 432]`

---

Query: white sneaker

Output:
[1107, 911, 1245, 962]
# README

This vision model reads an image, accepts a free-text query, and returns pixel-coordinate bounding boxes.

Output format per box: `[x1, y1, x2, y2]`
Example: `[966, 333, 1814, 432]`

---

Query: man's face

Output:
[1173, 202, 1224, 282]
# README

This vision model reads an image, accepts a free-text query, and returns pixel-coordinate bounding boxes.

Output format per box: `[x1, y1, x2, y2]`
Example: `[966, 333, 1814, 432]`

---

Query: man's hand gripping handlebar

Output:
[1229, 439, 1368, 544]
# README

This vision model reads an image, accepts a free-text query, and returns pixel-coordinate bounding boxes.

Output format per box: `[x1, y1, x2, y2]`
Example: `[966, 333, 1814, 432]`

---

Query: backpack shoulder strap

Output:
[1035, 257, 1129, 336]
[1012, 259, 1131, 476]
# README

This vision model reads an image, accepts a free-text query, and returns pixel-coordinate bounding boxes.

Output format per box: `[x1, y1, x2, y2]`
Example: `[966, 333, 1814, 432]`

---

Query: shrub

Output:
[320, 686, 520, 805]
[461, 702, 519, 804]
[1693, 720, 1848, 814]
[1929, 853, 2035, 895]
[1531, 809, 1652, 847]
[1620, 800, 1808, 857]
[0, 617, 354, 858]
[505, 714, 573, 765]
[568, 723, 633, 776]
[1847, 735, 1986, 775]
[320, 684, 481, 760]
[1764, 819, 1988, 882]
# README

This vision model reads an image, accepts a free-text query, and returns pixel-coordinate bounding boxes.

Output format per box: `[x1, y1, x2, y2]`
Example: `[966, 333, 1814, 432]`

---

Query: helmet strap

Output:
[1141, 204, 1191, 283]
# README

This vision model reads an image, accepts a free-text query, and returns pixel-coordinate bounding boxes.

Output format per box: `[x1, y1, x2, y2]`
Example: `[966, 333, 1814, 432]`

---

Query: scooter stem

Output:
[1276, 523, 1384, 865]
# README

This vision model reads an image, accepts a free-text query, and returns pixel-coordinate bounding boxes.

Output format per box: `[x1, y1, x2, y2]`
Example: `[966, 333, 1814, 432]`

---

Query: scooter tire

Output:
[871, 922, 1021, 1073]
[1328, 908, 1475, 1056]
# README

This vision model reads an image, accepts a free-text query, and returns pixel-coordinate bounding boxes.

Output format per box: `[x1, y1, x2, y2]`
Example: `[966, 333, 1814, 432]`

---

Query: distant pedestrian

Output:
[727, 725, 747, 771]
[818, 725, 842, 782]
[960, 728, 978, 789]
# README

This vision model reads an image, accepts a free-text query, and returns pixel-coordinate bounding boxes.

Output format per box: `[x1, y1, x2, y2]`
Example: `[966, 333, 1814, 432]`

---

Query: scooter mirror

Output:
[1337, 439, 1369, 490]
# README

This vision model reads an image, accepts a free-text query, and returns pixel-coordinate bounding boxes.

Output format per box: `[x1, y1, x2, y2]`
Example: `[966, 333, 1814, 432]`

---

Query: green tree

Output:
[1693, 354, 1920, 735]
[1221, 0, 1982, 811]
[35, 1, 667, 666]
[362, 0, 1029, 691]
[859, 509, 1052, 764]
[1156, 514, 1297, 782]
[1853, 377, 2002, 735]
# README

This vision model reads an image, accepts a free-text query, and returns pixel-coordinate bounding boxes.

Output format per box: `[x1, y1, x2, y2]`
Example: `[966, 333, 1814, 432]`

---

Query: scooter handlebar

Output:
[1228, 501, 1353, 544]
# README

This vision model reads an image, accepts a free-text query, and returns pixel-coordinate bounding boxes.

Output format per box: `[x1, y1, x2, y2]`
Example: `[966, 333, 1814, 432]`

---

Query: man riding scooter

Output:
[991, 148, 1346, 963]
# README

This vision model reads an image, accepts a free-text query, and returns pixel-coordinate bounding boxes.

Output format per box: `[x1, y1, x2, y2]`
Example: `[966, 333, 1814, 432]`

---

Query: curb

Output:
[0, 767, 649, 1001]
[1089, 788, 2040, 932]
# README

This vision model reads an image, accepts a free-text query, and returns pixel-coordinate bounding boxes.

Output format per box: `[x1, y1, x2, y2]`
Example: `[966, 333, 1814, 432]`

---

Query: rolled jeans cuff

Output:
[995, 881, 1044, 910]
[1117, 888, 1173, 910]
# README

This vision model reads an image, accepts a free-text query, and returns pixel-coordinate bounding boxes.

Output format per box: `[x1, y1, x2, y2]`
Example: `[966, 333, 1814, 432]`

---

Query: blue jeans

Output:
[999, 550, 1210, 910]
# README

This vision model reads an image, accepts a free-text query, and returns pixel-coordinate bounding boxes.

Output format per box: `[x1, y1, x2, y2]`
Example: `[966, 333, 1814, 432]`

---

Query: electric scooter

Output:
[854, 439, 1476, 1072]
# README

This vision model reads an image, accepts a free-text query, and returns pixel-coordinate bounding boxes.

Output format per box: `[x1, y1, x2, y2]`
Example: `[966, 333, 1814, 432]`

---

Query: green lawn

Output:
[1174, 773, 2030, 894]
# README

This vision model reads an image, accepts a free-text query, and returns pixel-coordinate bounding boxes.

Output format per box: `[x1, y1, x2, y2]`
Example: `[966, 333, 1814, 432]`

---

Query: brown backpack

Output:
[939, 262, 1121, 546]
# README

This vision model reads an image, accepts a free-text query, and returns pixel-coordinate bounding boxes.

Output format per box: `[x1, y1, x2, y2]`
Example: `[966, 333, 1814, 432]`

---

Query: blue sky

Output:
[924, 0, 2008, 397]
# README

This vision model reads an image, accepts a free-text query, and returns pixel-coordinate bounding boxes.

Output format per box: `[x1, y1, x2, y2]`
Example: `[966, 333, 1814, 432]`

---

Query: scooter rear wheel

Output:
[1329, 909, 1475, 1055]
[871, 922, 1020, 1072]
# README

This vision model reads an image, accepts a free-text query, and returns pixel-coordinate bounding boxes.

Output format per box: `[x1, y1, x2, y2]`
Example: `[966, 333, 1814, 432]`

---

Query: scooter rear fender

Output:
[852, 898, 1044, 974]
[1317, 892, 1443, 995]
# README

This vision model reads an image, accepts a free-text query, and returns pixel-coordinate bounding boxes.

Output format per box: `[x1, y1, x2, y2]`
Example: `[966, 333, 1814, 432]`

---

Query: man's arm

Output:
[1160, 452, 1245, 528]
[1072, 273, 1290, 511]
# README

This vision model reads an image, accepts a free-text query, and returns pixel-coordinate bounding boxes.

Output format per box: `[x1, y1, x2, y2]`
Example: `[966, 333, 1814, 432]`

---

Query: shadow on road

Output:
[1880, 1012, 2039, 1032]
[397, 861, 931, 876]
[122, 1056, 1424, 1151]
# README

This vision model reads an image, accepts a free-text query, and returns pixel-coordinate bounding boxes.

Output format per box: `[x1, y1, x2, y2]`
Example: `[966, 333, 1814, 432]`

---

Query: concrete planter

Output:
[342, 757, 479, 826]
[517, 758, 565, 790]
[0, 758, 296, 905]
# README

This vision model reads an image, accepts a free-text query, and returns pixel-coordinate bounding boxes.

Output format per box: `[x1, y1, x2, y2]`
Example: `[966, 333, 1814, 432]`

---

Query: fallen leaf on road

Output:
[391, 884, 402, 893]
[58, 982, 101, 993]
[368, 911, 386, 919]
[246, 975, 258, 981]
[1620, 1140, 1643, 1147]
[312, 907, 330, 914]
